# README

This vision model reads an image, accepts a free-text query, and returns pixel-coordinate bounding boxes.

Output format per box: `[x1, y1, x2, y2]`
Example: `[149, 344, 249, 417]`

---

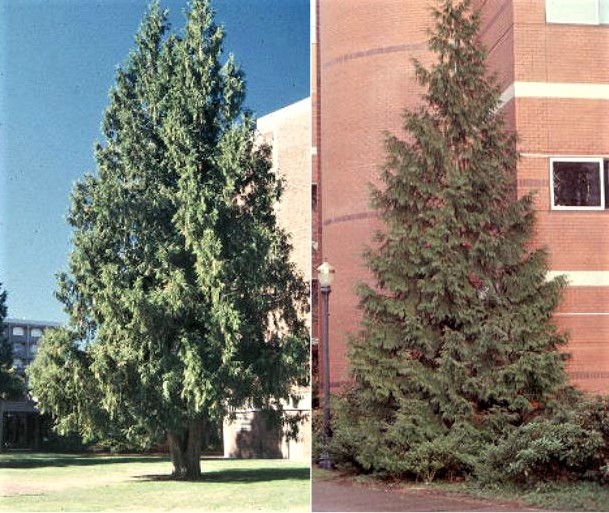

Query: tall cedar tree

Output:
[333, 0, 568, 480]
[0, 283, 25, 400]
[28, 0, 308, 479]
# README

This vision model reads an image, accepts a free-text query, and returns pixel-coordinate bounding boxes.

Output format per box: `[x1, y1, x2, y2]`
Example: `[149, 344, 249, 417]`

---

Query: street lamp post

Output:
[317, 261, 335, 469]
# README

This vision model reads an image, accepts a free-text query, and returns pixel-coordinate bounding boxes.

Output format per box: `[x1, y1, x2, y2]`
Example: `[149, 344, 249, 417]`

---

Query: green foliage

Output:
[326, 392, 371, 474]
[329, 388, 487, 482]
[472, 392, 609, 485]
[483, 419, 604, 484]
[311, 409, 325, 462]
[0, 282, 25, 400]
[499, 481, 609, 512]
[331, 0, 569, 481]
[431, 478, 609, 512]
[39, 414, 88, 453]
[28, 0, 307, 476]
[571, 395, 609, 464]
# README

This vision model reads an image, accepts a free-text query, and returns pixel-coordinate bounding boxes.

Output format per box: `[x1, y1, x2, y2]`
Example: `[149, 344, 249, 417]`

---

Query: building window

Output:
[30, 328, 42, 338]
[29, 344, 38, 355]
[550, 158, 607, 210]
[546, 0, 609, 24]
[12, 327, 24, 337]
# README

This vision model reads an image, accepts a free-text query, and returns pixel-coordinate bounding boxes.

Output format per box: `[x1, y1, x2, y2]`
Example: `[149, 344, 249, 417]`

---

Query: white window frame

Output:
[550, 157, 605, 211]
[30, 328, 43, 338]
[12, 326, 24, 336]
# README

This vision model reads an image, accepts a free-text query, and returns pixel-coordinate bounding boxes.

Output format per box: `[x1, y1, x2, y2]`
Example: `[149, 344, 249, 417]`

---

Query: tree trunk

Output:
[168, 419, 204, 480]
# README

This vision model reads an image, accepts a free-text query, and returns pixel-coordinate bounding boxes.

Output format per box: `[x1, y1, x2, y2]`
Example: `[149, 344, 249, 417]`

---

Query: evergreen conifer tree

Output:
[28, 0, 308, 479]
[0, 283, 24, 401]
[331, 0, 568, 480]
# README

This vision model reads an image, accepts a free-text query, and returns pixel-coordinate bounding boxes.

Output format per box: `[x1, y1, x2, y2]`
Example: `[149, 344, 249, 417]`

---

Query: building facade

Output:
[223, 99, 312, 461]
[315, 0, 609, 393]
[1, 318, 59, 450]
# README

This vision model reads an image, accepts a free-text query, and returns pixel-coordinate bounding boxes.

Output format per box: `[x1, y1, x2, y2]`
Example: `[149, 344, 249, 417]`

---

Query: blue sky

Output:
[0, 0, 309, 323]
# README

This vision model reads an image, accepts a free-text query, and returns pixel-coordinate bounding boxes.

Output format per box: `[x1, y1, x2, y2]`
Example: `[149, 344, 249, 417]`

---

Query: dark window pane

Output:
[553, 161, 602, 207]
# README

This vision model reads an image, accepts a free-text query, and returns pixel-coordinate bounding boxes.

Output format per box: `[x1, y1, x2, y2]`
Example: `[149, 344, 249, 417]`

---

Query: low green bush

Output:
[324, 391, 370, 474]
[321, 387, 609, 486]
[483, 418, 604, 484]
[311, 408, 324, 463]
[574, 395, 609, 462]
[327, 390, 487, 482]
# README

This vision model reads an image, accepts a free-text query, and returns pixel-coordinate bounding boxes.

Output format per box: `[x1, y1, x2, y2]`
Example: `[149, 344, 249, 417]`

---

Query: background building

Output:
[223, 98, 312, 461]
[1, 318, 59, 450]
[315, 0, 609, 393]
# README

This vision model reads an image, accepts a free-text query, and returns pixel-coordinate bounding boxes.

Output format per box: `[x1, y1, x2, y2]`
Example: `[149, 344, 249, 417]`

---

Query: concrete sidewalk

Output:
[312, 479, 543, 512]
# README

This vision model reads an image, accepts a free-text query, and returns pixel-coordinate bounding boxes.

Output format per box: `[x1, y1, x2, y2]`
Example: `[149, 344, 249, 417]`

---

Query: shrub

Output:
[311, 408, 325, 463]
[326, 391, 373, 474]
[329, 389, 488, 481]
[484, 419, 604, 484]
[39, 414, 87, 452]
[574, 395, 609, 462]
[399, 435, 472, 483]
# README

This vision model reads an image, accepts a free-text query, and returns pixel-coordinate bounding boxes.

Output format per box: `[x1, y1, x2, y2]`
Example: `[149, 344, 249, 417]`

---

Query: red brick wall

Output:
[318, 0, 435, 389]
[508, 1, 609, 392]
[449, 0, 609, 394]
[474, 0, 515, 90]
[318, 0, 609, 393]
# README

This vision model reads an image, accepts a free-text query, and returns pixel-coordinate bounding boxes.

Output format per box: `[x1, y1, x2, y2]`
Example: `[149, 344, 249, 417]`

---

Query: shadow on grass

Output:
[0, 454, 169, 469]
[138, 466, 310, 484]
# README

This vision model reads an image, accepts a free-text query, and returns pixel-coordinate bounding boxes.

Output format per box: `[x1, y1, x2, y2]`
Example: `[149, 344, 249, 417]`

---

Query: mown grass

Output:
[0, 453, 310, 511]
[313, 467, 609, 511]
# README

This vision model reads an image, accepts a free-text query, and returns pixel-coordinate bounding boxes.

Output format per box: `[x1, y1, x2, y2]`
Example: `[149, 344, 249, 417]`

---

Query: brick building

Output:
[314, 0, 609, 393]
[223, 99, 312, 460]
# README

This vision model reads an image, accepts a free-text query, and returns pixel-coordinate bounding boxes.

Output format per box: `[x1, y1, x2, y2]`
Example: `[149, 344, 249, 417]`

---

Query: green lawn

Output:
[0, 453, 310, 512]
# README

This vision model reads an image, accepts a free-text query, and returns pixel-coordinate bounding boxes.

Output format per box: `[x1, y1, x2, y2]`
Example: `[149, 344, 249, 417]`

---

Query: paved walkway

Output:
[312, 479, 543, 512]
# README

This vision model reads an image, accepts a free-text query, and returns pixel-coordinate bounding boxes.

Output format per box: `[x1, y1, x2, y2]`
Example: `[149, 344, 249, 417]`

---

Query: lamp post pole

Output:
[317, 261, 335, 469]
[321, 282, 331, 444]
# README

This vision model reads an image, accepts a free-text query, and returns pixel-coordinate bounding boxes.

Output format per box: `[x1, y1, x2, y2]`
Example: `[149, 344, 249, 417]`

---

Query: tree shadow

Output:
[138, 465, 310, 484]
[0, 454, 168, 469]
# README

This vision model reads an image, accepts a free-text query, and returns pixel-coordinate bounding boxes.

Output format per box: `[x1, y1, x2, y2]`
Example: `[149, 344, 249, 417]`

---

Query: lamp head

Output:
[317, 261, 335, 288]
